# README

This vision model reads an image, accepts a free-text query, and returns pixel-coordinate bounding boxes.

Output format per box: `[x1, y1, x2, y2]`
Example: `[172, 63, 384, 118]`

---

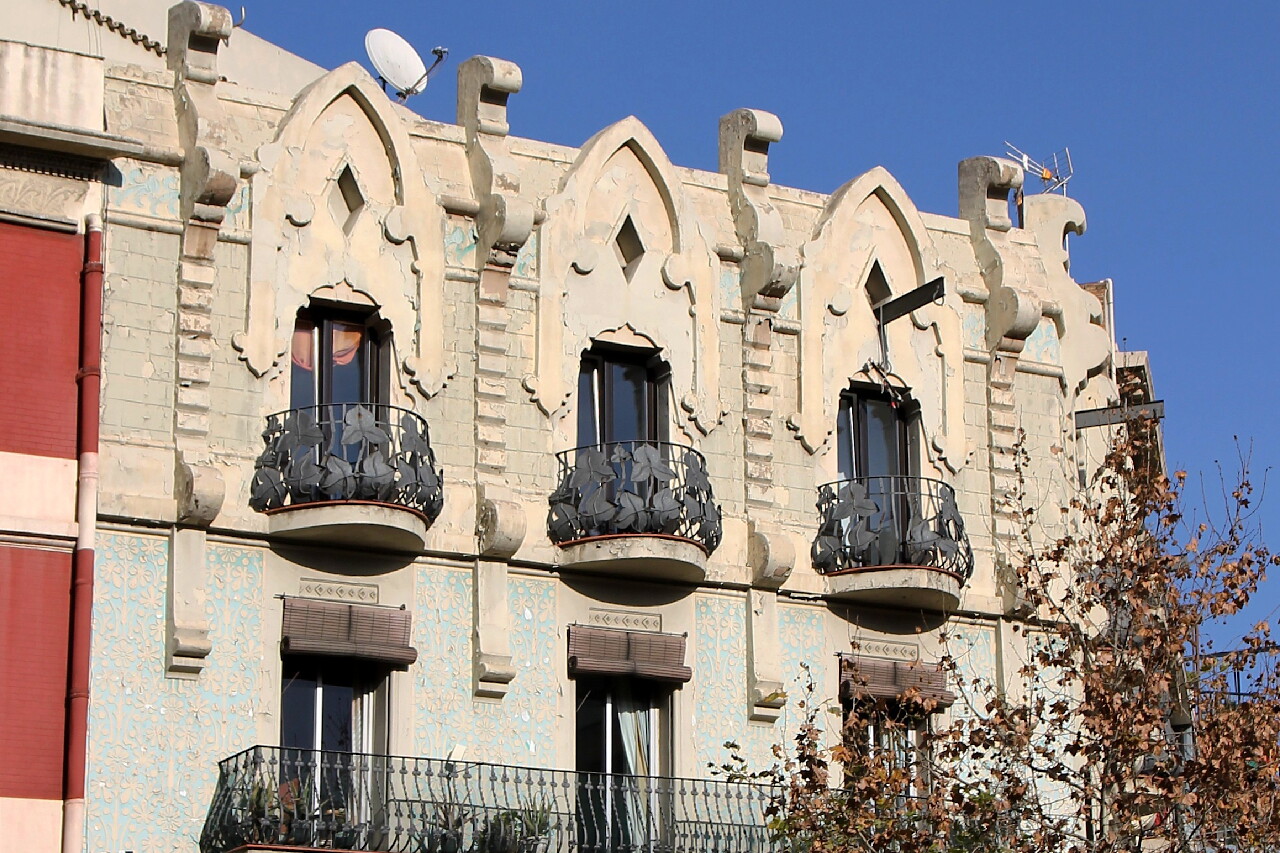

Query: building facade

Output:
[2, 2, 1144, 852]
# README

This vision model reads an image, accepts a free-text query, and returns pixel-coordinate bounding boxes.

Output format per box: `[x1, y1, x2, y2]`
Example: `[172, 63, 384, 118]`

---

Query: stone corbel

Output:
[748, 522, 795, 589]
[473, 484, 520, 698]
[168, 2, 238, 230]
[747, 590, 786, 722]
[458, 56, 534, 272]
[719, 109, 799, 311]
[958, 155, 1022, 234]
[175, 452, 224, 526]
[746, 524, 792, 721]
[472, 558, 517, 699]
[166, 527, 212, 677]
[477, 483, 527, 560]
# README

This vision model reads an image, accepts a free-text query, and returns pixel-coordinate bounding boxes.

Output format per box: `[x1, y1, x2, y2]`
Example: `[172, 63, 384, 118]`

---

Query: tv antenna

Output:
[1004, 142, 1074, 195]
[364, 28, 448, 101]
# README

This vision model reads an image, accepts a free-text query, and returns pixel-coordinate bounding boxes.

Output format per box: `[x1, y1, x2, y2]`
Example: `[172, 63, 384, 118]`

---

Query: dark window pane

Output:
[576, 681, 607, 774]
[290, 319, 316, 411]
[862, 399, 899, 479]
[320, 678, 354, 753]
[576, 350, 667, 447]
[608, 362, 648, 445]
[837, 396, 855, 480]
[281, 667, 317, 751]
[328, 321, 366, 409]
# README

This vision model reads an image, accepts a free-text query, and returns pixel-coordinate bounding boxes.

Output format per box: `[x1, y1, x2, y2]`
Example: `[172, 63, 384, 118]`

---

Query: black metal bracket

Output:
[1074, 401, 1165, 430]
[876, 276, 945, 326]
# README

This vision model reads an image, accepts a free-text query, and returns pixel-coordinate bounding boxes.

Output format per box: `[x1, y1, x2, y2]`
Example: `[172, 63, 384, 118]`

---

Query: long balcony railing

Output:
[547, 441, 722, 554]
[811, 475, 973, 580]
[199, 746, 777, 853]
[249, 403, 443, 521]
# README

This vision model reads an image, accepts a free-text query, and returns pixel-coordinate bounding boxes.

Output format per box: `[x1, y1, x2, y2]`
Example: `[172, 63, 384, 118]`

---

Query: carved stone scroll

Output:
[458, 56, 534, 271]
[719, 109, 799, 311]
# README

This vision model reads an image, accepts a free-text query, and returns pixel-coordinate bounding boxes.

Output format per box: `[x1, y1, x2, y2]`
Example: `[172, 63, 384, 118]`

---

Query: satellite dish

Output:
[364, 28, 448, 101]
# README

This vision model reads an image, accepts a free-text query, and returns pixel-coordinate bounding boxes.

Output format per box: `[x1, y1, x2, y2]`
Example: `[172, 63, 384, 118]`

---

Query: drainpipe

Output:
[63, 213, 103, 853]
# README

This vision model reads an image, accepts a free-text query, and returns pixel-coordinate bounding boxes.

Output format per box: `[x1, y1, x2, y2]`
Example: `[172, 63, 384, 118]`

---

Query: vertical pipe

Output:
[62, 214, 102, 853]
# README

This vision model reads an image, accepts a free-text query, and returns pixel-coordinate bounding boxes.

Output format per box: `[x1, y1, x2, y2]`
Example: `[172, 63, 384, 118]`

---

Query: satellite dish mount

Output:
[365, 28, 449, 102]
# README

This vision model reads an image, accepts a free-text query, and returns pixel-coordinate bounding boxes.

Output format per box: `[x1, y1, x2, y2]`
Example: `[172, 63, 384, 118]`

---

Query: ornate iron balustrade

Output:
[811, 476, 973, 580]
[249, 403, 443, 521]
[547, 441, 722, 554]
[199, 745, 778, 853]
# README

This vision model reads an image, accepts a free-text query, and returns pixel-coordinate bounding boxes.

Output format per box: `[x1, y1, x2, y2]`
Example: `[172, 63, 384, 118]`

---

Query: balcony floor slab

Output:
[557, 534, 708, 583]
[823, 564, 963, 611]
[266, 501, 428, 552]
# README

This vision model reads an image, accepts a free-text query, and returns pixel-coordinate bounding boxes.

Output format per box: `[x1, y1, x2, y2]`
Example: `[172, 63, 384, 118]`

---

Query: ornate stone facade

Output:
[1, 3, 1153, 852]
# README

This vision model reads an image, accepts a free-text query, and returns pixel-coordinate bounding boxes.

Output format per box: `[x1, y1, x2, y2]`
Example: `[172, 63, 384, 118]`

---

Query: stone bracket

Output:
[472, 558, 516, 699]
[166, 527, 212, 678]
[458, 56, 534, 270]
[748, 522, 794, 589]
[169, 1, 237, 529]
[719, 109, 799, 310]
[477, 483, 526, 559]
[747, 589, 786, 722]
[176, 453, 224, 526]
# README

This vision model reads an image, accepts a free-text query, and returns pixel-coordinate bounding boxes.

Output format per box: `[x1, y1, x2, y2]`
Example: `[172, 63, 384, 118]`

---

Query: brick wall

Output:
[0, 545, 71, 800]
[0, 221, 82, 460]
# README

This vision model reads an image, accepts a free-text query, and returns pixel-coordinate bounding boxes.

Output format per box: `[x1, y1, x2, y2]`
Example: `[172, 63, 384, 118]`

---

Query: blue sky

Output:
[241, 1, 1280, 645]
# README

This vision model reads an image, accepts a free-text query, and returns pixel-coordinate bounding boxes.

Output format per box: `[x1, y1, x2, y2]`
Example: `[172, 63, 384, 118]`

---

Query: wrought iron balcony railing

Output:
[249, 403, 443, 521]
[811, 475, 973, 580]
[548, 441, 722, 554]
[199, 746, 777, 853]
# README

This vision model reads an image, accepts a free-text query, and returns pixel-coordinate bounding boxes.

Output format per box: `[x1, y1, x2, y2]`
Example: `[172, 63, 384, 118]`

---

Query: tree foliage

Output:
[738, 428, 1280, 853]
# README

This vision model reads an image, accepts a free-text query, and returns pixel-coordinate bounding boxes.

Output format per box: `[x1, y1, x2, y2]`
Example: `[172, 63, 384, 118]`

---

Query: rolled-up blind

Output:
[568, 625, 691, 683]
[281, 597, 417, 668]
[839, 654, 955, 709]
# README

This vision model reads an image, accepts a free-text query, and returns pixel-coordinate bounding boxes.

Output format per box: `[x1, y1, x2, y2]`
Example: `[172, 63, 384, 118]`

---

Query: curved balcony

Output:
[811, 476, 973, 611]
[547, 441, 721, 582]
[249, 403, 443, 551]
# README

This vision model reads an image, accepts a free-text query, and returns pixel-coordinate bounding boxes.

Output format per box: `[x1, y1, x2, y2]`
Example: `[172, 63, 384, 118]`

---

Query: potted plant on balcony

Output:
[416, 800, 468, 853]
[475, 799, 552, 853]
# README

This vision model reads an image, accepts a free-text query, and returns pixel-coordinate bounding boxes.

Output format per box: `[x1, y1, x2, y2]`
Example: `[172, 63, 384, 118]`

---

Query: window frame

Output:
[290, 304, 391, 412]
[576, 345, 672, 448]
[574, 676, 673, 851]
[843, 696, 933, 799]
[836, 385, 921, 482]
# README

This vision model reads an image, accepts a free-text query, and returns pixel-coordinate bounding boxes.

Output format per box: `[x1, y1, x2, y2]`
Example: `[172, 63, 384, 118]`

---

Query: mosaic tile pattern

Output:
[413, 568, 559, 767]
[85, 534, 265, 853]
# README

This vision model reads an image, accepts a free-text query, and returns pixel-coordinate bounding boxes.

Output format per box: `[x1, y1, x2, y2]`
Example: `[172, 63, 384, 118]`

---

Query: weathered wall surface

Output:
[0, 3, 1147, 851]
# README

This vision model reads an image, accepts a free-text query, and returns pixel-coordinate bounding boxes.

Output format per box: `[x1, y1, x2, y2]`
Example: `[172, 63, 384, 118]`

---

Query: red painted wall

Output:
[0, 221, 82, 460]
[0, 545, 72, 799]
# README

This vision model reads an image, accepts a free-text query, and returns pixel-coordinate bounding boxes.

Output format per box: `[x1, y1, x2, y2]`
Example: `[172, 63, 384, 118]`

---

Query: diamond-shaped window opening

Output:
[866, 261, 892, 360]
[613, 216, 645, 281]
[328, 165, 365, 234]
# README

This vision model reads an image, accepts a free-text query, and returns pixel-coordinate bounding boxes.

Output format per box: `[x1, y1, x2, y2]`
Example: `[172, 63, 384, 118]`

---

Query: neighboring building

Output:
[2, 2, 1149, 853]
